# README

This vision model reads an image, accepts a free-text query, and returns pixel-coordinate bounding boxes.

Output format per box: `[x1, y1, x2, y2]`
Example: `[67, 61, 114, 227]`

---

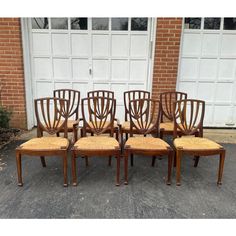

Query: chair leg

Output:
[217, 150, 225, 186]
[176, 149, 182, 186]
[194, 156, 200, 167]
[116, 154, 120, 186]
[56, 132, 60, 137]
[16, 151, 23, 186]
[124, 152, 129, 185]
[166, 151, 173, 185]
[173, 151, 177, 167]
[71, 151, 77, 186]
[115, 130, 119, 141]
[108, 156, 112, 166]
[73, 127, 78, 143]
[130, 154, 134, 166]
[40, 156, 46, 167]
[151, 156, 156, 167]
[63, 152, 68, 187]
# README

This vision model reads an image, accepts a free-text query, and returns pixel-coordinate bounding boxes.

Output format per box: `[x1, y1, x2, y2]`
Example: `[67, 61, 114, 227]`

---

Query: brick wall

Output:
[151, 18, 183, 100]
[0, 18, 27, 129]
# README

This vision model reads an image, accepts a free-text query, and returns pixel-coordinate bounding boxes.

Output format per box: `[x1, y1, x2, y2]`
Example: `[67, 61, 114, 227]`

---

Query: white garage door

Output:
[27, 17, 154, 125]
[178, 18, 236, 127]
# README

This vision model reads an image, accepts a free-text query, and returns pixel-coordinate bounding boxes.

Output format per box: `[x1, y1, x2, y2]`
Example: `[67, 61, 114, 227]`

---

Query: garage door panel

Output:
[128, 83, 146, 91]
[202, 34, 219, 57]
[215, 83, 233, 102]
[111, 35, 129, 57]
[203, 105, 213, 125]
[32, 33, 50, 55]
[221, 34, 236, 57]
[92, 34, 109, 57]
[214, 105, 232, 125]
[130, 35, 148, 58]
[111, 83, 127, 104]
[34, 58, 51, 79]
[71, 34, 90, 57]
[130, 60, 147, 81]
[52, 33, 69, 56]
[199, 59, 217, 81]
[53, 58, 70, 79]
[111, 60, 129, 81]
[92, 59, 109, 80]
[178, 81, 196, 98]
[219, 59, 235, 81]
[72, 59, 90, 80]
[182, 33, 201, 56]
[54, 82, 72, 90]
[180, 58, 198, 80]
[93, 83, 110, 91]
[35, 82, 53, 98]
[197, 82, 214, 101]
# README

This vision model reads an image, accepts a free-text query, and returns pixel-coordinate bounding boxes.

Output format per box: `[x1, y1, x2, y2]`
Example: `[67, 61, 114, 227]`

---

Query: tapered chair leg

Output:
[40, 156, 46, 167]
[176, 149, 182, 186]
[173, 151, 177, 167]
[166, 151, 173, 185]
[194, 156, 200, 167]
[116, 155, 120, 186]
[151, 156, 156, 167]
[63, 153, 68, 187]
[217, 150, 225, 186]
[16, 151, 23, 186]
[71, 151, 77, 186]
[73, 127, 78, 143]
[124, 152, 128, 185]
[56, 132, 60, 137]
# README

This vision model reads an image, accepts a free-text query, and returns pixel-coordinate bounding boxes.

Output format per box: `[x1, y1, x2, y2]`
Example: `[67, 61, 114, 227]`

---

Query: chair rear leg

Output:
[124, 152, 129, 185]
[194, 156, 200, 167]
[71, 151, 77, 186]
[16, 151, 23, 186]
[173, 151, 177, 167]
[116, 154, 120, 186]
[217, 150, 225, 186]
[85, 156, 89, 167]
[56, 132, 60, 137]
[73, 127, 78, 143]
[63, 152, 68, 187]
[40, 156, 46, 167]
[151, 156, 156, 167]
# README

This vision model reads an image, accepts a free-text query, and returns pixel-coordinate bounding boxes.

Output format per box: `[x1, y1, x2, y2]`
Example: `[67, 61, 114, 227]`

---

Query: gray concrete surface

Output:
[0, 131, 236, 218]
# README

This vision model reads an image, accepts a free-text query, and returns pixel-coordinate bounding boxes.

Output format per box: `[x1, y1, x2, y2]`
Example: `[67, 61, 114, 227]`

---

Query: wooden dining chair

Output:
[152, 91, 187, 167]
[85, 90, 120, 141]
[53, 89, 80, 143]
[123, 98, 173, 185]
[15, 97, 70, 187]
[173, 99, 226, 186]
[71, 96, 121, 186]
[121, 90, 150, 166]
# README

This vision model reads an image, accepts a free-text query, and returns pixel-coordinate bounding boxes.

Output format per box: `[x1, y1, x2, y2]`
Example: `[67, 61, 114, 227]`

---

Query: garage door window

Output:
[32, 18, 49, 29]
[71, 18, 88, 30]
[51, 18, 68, 29]
[224, 18, 236, 30]
[184, 18, 201, 29]
[131, 18, 148, 31]
[204, 18, 221, 30]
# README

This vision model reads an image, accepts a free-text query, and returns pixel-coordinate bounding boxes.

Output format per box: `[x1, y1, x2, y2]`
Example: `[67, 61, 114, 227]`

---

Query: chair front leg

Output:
[71, 151, 77, 186]
[108, 156, 112, 166]
[16, 151, 23, 186]
[194, 156, 200, 167]
[151, 156, 156, 167]
[217, 150, 225, 186]
[176, 148, 182, 186]
[62, 152, 68, 187]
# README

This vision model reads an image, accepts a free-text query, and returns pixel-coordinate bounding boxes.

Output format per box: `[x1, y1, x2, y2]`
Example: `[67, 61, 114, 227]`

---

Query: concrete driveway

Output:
[0, 129, 236, 218]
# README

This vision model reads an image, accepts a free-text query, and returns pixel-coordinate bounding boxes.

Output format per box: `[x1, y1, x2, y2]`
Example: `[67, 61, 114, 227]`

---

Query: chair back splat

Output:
[35, 97, 69, 138]
[53, 89, 80, 120]
[129, 98, 161, 136]
[124, 90, 150, 121]
[173, 99, 205, 138]
[88, 90, 114, 99]
[82, 96, 116, 136]
[160, 91, 187, 122]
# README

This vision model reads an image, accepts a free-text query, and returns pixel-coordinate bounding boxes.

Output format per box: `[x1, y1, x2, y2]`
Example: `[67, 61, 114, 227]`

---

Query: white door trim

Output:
[21, 18, 35, 129]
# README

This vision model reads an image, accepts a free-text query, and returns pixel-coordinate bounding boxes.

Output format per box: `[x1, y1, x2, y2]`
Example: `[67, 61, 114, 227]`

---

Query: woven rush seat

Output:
[174, 137, 222, 150]
[125, 137, 170, 150]
[74, 136, 119, 150]
[20, 137, 69, 150]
